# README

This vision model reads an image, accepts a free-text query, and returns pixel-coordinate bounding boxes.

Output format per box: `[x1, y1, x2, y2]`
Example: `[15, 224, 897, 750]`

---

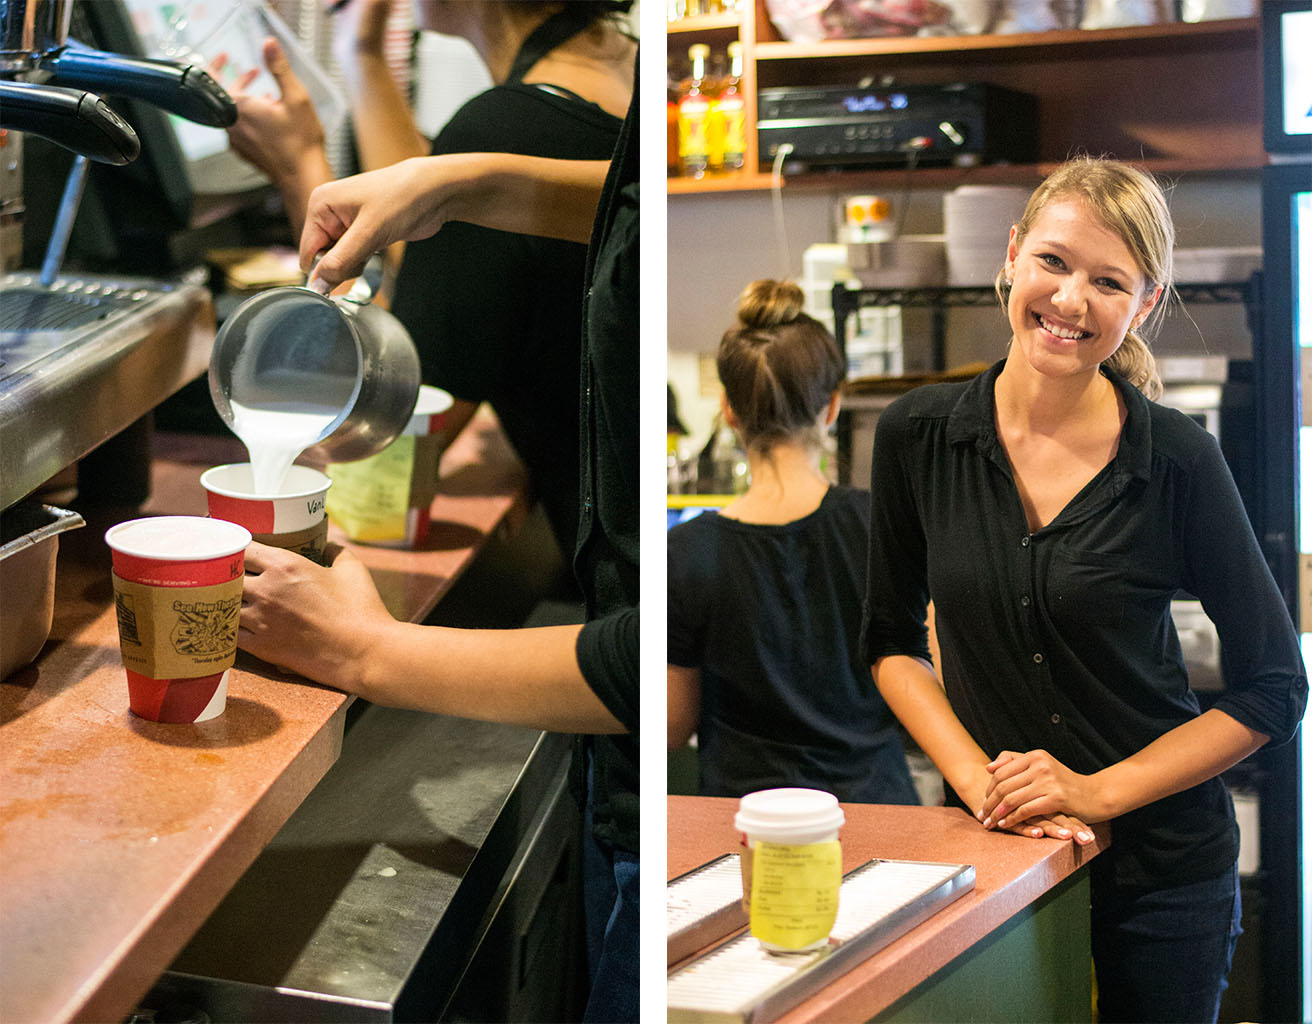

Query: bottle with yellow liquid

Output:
[677, 43, 712, 179]
[713, 42, 746, 172]
[734, 788, 845, 952]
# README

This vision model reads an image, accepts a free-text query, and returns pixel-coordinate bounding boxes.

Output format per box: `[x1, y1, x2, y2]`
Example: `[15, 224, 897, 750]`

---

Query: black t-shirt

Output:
[389, 84, 623, 553]
[861, 360, 1307, 889]
[668, 486, 918, 804]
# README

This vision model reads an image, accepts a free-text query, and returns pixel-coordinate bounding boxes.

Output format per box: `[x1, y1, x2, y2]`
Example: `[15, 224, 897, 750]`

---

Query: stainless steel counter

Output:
[0, 271, 214, 509]
[137, 705, 586, 1023]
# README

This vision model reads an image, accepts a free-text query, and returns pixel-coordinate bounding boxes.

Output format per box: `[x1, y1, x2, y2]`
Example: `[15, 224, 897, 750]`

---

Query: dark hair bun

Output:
[736, 279, 806, 331]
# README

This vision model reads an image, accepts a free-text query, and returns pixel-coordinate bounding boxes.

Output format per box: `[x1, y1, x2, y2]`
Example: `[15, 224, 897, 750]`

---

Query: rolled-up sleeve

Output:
[1184, 436, 1308, 746]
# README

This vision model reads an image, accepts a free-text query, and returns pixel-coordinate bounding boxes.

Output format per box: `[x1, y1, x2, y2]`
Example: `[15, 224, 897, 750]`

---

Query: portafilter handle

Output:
[0, 79, 139, 163]
[41, 42, 236, 127]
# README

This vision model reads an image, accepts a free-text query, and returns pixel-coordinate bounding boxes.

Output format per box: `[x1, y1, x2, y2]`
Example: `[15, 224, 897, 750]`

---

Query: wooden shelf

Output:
[752, 16, 1257, 61]
[667, 170, 771, 193]
[667, 12, 742, 35]
[668, 5, 1261, 197]
[668, 157, 1267, 197]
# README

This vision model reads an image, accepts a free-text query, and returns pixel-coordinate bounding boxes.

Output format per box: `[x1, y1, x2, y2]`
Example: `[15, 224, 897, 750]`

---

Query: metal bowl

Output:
[0, 501, 83, 681]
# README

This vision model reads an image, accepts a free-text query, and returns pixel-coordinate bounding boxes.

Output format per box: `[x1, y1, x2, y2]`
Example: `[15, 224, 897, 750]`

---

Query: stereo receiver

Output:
[757, 82, 1038, 170]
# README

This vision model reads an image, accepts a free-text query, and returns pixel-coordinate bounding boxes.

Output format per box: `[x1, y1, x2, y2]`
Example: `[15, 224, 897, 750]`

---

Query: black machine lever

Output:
[0, 80, 140, 164]
[40, 42, 237, 128]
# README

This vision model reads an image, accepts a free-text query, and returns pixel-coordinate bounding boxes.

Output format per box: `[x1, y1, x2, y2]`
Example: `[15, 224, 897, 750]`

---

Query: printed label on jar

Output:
[748, 839, 842, 950]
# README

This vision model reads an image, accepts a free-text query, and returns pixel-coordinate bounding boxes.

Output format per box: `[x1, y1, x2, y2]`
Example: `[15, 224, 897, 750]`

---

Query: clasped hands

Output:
[975, 749, 1099, 846]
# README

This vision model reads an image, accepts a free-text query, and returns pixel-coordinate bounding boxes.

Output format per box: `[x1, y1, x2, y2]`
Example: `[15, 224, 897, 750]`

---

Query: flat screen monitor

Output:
[1262, 0, 1312, 158]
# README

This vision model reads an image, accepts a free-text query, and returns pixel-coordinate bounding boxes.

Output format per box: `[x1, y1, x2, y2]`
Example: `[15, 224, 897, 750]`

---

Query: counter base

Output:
[878, 871, 1091, 1024]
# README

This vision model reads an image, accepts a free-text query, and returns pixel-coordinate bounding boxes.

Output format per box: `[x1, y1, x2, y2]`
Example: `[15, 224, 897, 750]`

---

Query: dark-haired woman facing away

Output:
[667, 279, 919, 805]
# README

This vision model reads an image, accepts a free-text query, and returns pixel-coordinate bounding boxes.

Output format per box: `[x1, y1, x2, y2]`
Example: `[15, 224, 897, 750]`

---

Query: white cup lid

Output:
[404, 385, 454, 436]
[734, 787, 845, 844]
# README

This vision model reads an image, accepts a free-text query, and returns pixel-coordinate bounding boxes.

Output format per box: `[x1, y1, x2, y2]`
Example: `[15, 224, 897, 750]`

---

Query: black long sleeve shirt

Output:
[573, 62, 639, 854]
[861, 360, 1306, 889]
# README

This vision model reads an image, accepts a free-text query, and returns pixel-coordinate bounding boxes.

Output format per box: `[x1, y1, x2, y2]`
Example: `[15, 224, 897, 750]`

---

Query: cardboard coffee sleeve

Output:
[112, 574, 243, 679]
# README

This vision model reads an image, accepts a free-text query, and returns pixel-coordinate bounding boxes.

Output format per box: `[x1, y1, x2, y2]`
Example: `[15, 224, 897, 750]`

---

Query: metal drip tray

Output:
[0, 278, 164, 380]
[0, 272, 215, 510]
[1, 287, 120, 331]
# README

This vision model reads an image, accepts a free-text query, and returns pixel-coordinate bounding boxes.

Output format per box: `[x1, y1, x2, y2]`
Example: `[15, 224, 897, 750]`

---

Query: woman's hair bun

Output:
[736, 279, 806, 331]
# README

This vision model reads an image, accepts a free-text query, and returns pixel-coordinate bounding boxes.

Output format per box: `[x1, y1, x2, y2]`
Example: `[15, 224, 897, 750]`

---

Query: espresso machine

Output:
[0, 0, 237, 513]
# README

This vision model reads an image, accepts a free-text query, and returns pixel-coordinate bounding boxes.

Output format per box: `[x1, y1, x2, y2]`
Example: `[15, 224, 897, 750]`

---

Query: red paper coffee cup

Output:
[105, 516, 251, 724]
[200, 463, 331, 562]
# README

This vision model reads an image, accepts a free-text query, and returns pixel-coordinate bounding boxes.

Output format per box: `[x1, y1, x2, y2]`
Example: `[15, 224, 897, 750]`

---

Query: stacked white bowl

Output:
[943, 185, 1031, 286]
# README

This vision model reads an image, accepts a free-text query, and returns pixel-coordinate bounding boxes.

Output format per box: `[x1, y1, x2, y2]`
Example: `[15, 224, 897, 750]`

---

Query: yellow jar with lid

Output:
[734, 788, 845, 952]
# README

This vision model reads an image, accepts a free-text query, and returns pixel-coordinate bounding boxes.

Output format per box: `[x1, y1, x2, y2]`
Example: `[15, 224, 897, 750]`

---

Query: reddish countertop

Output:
[0, 413, 530, 1024]
[668, 794, 1108, 1023]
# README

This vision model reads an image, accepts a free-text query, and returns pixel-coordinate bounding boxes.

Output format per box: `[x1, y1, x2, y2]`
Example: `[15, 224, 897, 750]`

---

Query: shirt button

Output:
[1020, 595, 1031, 607]
[1021, 536, 1030, 547]
[1050, 713, 1061, 725]
[1033, 653, 1044, 664]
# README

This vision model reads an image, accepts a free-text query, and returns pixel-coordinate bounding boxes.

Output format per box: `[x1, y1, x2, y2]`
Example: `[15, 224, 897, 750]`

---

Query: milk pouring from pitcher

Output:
[209, 279, 421, 492]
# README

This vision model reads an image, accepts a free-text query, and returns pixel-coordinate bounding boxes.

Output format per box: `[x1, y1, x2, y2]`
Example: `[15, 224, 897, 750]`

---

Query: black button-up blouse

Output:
[861, 360, 1307, 889]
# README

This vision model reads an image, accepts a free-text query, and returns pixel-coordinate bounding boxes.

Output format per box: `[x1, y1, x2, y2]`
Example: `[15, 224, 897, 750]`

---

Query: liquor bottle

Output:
[667, 54, 683, 176]
[717, 42, 746, 172]
[705, 48, 728, 172]
[677, 44, 712, 179]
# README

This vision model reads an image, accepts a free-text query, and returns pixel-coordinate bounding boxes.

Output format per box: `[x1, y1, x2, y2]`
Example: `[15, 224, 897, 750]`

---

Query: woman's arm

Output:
[873, 655, 994, 811]
[668, 664, 700, 750]
[325, 0, 432, 286]
[981, 711, 1267, 829]
[330, 0, 430, 172]
[238, 542, 625, 734]
[223, 38, 334, 238]
[300, 153, 608, 292]
[875, 655, 1095, 843]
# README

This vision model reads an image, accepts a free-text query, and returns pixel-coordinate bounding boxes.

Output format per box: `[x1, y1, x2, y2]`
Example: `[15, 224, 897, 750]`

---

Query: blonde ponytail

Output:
[1104, 330, 1162, 401]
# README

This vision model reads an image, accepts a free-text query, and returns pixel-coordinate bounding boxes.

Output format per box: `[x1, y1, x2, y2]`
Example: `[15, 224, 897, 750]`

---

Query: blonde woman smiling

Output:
[861, 157, 1306, 1023]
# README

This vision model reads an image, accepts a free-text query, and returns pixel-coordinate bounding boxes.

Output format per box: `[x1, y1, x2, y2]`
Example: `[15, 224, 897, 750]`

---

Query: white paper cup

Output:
[735, 788, 845, 952]
[201, 463, 331, 562]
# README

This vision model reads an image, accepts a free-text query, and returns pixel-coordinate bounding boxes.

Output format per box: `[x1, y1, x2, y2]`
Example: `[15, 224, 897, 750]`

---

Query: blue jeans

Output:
[1091, 862, 1242, 1024]
[582, 762, 640, 1023]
